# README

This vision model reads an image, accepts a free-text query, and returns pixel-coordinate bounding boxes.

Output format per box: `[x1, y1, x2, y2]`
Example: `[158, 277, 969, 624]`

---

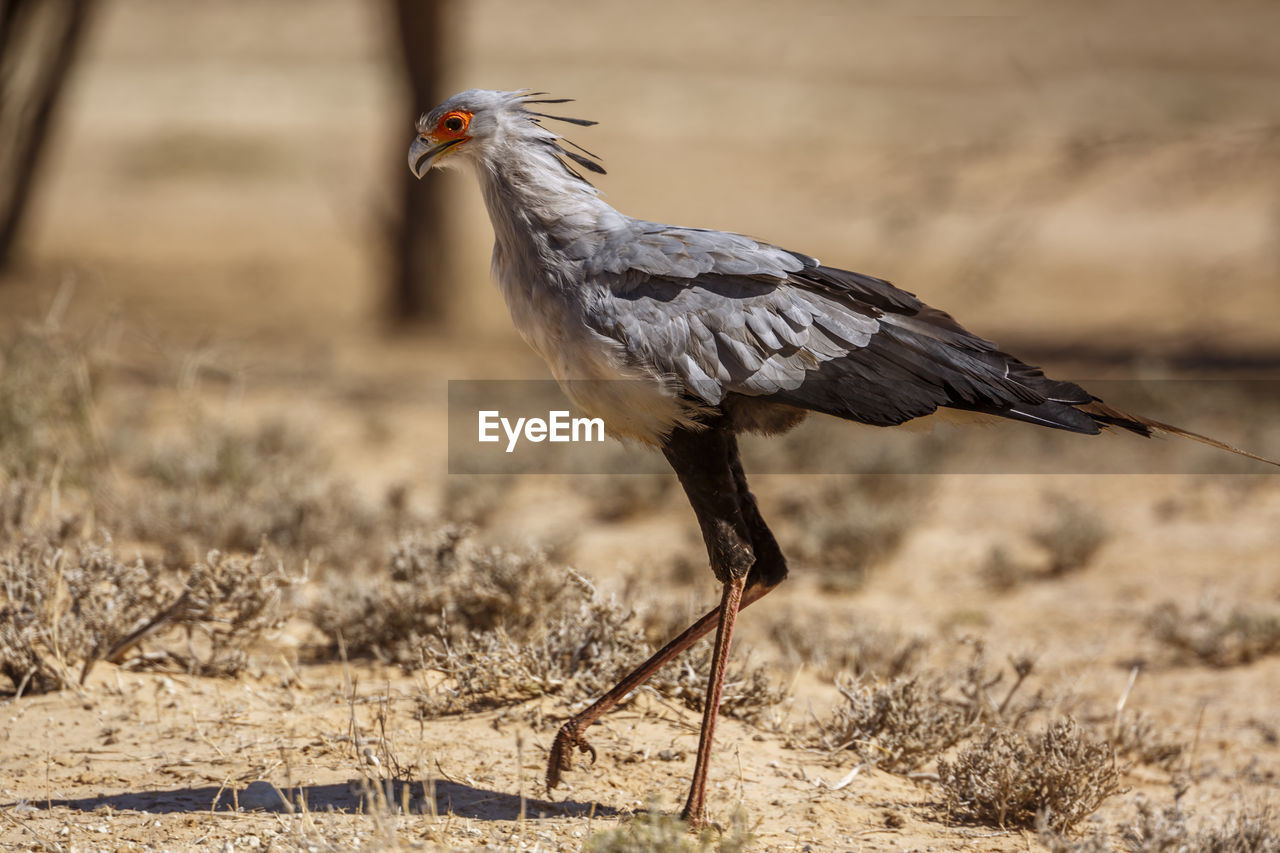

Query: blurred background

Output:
[2, 0, 1280, 502]
[4, 0, 1279, 355]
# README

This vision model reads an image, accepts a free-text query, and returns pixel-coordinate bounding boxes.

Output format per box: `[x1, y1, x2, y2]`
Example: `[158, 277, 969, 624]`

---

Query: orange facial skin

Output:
[432, 110, 472, 143]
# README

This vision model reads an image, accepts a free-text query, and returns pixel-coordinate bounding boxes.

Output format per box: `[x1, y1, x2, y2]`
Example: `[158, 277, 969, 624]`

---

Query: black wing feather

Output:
[765, 265, 1109, 434]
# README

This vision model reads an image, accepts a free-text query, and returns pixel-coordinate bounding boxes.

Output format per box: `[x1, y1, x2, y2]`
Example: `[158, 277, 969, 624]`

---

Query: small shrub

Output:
[0, 530, 291, 694]
[312, 526, 576, 665]
[1106, 711, 1185, 770]
[1033, 495, 1109, 577]
[152, 548, 295, 677]
[981, 495, 1110, 590]
[1120, 799, 1279, 853]
[321, 528, 787, 720]
[812, 675, 975, 772]
[646, 647, 788, 726]
[0, 322, 105, 480]
[938, 718, 1124, 833]
[1147, 599, 1280, 667]
[583, 804, 751, 853]
[808, 642, 1042, 772]
[768, 471, 935, 593]
[953, 643, 1045, 729]
[979, 545, 1027, 591]
[108, 418, 389, 570]
[414, 568, 785, 721]
[1043, 799, 1280, 853]
[2, 534, 164, 693]
[415, 581, 650, 714]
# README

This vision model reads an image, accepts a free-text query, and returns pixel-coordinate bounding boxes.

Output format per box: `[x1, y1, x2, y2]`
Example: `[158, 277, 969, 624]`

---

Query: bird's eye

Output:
[438, 111, 471, 137]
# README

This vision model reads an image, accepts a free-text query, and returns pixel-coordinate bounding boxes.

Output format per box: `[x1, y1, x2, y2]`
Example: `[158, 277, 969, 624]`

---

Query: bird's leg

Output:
[681, 571, 745, 826]
[676, 429, 787, 826]
[661, 421, 757, 827]
[545, 581, 774, 791]
[727, 437, 789, 589]
[547, 420, 785, 828]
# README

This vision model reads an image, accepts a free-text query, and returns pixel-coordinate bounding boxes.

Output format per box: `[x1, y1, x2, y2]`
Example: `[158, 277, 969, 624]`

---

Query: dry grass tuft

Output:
[1106, 710, 1186, 770]
[767, 608, 929, 681]
[1118, 799, 1280, 853]
[318, 528, 787, 720]
[938, 718, 1124, 833]
[415, 570, 786, 722]
[768, 466, 936, 594]
[808, 645, 1042, 772]
[1033, 494, 1110, 577]
[583, 803, 752, 853]
[0, 319, 105, 480]
[312, 526, 575, 665]
[107, 416, 392, 570]
[1, 525, 292, 694]
[981, 494, 1110, 590]
[1043, 799, 1280, 853]
[1147, 598, 1280, 667]
[812, 675, 974, 772]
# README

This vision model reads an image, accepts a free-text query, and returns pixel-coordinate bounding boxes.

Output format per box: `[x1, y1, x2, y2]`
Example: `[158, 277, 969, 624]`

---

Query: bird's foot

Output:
[546, 720, 597, 793]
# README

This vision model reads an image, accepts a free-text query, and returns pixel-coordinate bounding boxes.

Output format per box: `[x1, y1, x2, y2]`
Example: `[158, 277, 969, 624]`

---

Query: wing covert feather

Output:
[584, 221, 1101, 432]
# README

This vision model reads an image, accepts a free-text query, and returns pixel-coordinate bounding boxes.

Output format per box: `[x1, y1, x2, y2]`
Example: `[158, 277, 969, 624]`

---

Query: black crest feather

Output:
[556, 144, 607, 175]
[523, 94, 607, 182]
[528, 111, 598, 127]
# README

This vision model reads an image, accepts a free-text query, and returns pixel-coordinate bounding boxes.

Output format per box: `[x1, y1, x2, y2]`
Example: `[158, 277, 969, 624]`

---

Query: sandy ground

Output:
[2, 1, 1280, 850]
[2, 469, 1278, 851]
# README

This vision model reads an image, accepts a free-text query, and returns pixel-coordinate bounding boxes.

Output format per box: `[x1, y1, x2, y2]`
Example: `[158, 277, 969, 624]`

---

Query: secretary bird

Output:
[407, 88, 1277, 825]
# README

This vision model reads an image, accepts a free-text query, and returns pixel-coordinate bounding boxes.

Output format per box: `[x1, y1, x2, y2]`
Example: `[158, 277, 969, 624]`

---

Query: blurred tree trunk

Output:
[389, 0, 449, 324]
[0, 0, 96, 274]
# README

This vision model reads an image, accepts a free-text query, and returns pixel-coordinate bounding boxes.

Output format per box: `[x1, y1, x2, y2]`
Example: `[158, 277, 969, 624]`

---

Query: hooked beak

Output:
[408, 135, 463, 178]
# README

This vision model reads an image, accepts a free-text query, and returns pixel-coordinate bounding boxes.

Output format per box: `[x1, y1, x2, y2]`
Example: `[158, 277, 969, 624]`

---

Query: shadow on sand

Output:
[25, 778, 618, 822]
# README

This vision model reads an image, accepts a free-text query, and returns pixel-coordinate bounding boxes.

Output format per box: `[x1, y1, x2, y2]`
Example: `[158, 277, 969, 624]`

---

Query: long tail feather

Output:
[1080, 399, 1280, 468]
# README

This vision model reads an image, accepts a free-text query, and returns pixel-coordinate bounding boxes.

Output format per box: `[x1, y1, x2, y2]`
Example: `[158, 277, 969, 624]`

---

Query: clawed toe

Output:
[546, 722, 597, 792]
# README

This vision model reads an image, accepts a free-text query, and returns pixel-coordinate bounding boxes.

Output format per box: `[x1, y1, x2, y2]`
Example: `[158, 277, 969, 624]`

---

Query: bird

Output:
[407, 88, 1278, 826]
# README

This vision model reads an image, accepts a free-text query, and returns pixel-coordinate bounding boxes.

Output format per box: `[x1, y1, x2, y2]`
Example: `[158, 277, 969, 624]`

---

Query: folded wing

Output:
[587, 220, 1140, 436]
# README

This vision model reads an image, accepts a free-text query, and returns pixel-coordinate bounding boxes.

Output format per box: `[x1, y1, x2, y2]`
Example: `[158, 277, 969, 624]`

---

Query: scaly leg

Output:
[680, 572, 746, 826]
[546, 417, 786, 828]
[546, 581, 774, 791]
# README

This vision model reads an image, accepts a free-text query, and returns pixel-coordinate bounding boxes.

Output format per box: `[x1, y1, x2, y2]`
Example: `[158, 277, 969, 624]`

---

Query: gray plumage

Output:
[408, 88, 1154, 444]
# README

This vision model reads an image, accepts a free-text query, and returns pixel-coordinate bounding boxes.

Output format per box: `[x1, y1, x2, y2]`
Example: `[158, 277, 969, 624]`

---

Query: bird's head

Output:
[408, 88, 605, 182]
